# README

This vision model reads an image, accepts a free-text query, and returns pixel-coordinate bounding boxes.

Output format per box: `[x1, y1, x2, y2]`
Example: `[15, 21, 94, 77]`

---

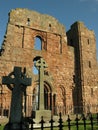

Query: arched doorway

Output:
[32, 82, 52, 111]
[44, 82, 52, 110]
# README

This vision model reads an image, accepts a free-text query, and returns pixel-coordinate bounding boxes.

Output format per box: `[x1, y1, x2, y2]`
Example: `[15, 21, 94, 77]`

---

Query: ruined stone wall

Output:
[0, 8, 75, 115]
[0, 8, 98, 115]
[77, 22, 98, 108]
[67, 21, 98, 113]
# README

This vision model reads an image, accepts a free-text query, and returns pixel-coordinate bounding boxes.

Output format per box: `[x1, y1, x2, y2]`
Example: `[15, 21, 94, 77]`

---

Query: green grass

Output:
[43, 120, 98, 130]
[0, 121, 98, 130]
[0, 125, 4, 130]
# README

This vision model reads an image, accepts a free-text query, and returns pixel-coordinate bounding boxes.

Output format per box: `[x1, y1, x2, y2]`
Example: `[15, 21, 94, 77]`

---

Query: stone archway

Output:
[44, 82, 52, 110]
[32, 80, 56, 116]
[44, 81, 56, 115]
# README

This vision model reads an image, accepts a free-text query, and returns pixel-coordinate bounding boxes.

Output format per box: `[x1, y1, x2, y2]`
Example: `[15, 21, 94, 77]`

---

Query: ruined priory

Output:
[0, 8, 98, 117]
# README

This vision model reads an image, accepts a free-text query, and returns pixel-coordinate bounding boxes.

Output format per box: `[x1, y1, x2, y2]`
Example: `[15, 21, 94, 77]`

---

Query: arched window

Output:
[33, 60, 38, 75]
[44, 82, 52, 110]
[32, 56, 41, 75]
[34, 36, 42, 50]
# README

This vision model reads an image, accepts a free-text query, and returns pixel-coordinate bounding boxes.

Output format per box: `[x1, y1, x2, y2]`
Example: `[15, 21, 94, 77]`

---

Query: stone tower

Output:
[0, 8, 98, 117]
[67, 22, 98, 113]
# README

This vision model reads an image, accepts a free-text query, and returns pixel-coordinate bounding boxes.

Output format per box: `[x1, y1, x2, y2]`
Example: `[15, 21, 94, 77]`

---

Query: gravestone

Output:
[34, 58, 51, 121]
[2, 67, 32, 130]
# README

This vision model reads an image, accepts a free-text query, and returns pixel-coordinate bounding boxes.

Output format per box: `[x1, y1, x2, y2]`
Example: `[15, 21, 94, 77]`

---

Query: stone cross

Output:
[35, 58, 47, 110]
[2, 67, 32, 126]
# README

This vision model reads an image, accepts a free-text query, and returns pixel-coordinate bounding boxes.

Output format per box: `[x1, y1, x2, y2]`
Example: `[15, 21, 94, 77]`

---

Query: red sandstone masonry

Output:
[0, 8, 98, 115]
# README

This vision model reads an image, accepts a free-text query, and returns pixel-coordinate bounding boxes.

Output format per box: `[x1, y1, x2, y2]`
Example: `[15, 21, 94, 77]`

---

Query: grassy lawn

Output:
[40, 120, 98, 130]
[0, 125, 4, 130]
[0, 121, 98, 130]
[0, 125, 98, 130]
[43, 124, 98, 130]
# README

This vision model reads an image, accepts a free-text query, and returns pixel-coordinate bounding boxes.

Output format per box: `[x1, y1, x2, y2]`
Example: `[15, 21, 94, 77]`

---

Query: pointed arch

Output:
[32, 80, 56, 113]
[44, 81, 52, 93]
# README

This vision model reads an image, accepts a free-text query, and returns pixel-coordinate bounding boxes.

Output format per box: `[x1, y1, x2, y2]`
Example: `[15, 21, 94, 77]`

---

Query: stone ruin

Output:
[0, 8, 98, 119]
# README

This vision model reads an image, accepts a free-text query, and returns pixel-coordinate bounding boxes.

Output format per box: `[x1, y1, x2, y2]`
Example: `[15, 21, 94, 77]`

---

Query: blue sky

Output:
[0, 0, 98, 56]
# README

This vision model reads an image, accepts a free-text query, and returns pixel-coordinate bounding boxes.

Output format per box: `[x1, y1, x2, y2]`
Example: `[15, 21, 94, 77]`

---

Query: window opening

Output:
[89, 61, 91, 68]
[44, 83, 52, 110]
[91, 88, 93, 97]
[32, 82, 52, 111]
[87, 39, 91, 45]
[49, 24, 51, 30]
[34, 36, 42, 50]
[60, 36, 62, 54]
[33, 60, 38, 75]
[33, 56, 41, 75]
[27, 18, 30, 26]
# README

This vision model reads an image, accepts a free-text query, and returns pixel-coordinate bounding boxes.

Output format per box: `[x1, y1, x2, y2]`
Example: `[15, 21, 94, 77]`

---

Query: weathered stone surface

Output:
[0, 8, 98, 116]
